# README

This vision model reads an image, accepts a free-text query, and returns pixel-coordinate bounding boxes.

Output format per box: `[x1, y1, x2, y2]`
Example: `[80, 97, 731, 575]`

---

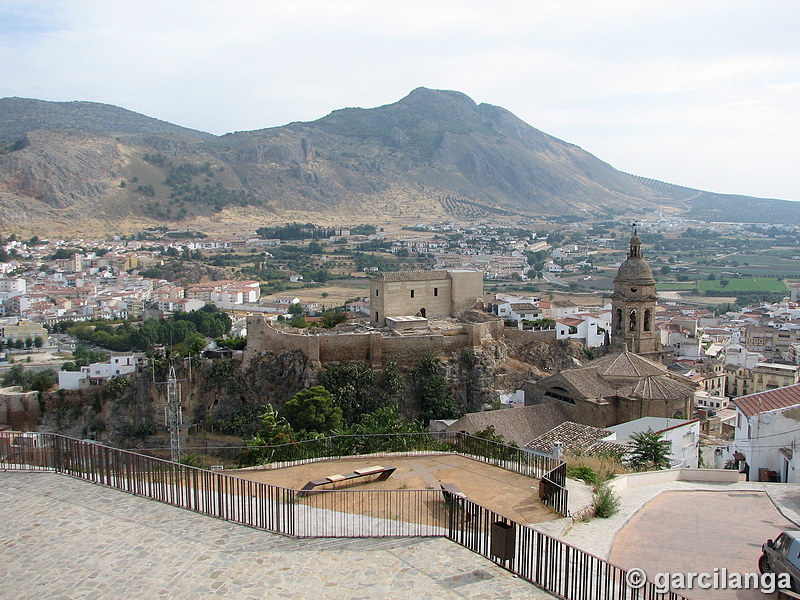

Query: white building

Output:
[730, 384, 800, 483]
[605, 416, 701, 469]
[555, 311, 610, 348]
[157, 298, 206, 313]
[58, 355, 137, 390]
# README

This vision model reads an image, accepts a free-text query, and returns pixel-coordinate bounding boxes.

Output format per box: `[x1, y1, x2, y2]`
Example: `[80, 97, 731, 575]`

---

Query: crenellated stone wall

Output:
[244, 316, 548, 367]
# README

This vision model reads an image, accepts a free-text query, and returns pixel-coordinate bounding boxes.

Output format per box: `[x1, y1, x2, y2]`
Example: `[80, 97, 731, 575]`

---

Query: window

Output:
[545, 387, 575, 404]
[375, 289, 379, 296]
[410, 290, 415, 298]
[434, 287, 438, 297]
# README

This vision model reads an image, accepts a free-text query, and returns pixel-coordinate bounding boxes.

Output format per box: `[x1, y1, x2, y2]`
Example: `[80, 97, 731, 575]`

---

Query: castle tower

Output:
[611, 227, 661, 357]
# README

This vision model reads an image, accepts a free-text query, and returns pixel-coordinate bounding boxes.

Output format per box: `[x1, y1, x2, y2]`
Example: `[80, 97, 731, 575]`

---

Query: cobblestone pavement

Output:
[1, 472, 555, 600]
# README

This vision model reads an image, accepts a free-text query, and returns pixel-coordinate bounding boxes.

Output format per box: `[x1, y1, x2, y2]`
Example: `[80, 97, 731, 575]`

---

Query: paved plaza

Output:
[0, 472, 556, 600]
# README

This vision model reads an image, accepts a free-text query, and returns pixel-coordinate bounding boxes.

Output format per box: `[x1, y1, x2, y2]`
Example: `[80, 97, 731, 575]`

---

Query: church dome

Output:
[614, 228, 655, 284]
[615, 256, 655, 283]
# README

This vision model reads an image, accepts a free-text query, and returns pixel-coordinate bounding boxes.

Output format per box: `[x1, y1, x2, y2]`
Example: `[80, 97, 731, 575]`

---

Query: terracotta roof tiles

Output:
[525, 421, 612, 454]
[734, 383, 800, 417]
[446, 404, 575, 447]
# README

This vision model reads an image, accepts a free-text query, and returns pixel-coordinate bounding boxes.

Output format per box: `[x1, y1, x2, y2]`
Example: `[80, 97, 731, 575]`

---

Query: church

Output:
[525, 228, 698, 428]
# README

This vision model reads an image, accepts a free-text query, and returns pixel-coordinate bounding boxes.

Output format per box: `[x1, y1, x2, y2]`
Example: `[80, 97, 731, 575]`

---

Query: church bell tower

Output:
[611, 227, 661, 357]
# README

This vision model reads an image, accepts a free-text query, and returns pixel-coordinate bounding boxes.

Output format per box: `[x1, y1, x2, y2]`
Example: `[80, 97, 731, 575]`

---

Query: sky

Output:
[2, 0, 799, 201]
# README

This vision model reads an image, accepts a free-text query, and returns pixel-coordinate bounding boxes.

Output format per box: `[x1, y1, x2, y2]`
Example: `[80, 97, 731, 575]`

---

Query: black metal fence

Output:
[0, 431, 687, 600]
[448, 495, 689, 600]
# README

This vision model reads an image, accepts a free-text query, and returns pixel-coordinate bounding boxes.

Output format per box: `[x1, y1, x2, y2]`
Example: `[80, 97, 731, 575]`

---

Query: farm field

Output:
[725, 254, 800, 277]
[260, 279, 370, 305]
[698, 277, 788, 293]
[657, 277, 788, 293]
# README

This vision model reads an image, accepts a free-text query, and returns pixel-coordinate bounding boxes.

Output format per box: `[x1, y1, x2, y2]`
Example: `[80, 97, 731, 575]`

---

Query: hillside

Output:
[0, 97, 213, 141]
[0, 89, 798, 235]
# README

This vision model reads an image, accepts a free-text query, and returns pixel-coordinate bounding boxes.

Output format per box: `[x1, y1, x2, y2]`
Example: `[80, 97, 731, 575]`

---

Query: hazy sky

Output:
[2, 1, 799, 201]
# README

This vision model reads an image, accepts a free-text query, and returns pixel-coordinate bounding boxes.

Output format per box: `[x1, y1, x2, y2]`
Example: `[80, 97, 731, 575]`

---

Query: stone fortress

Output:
[245, 230, 698, 427]
[244, 268, 533, 368]
[369, 269, 484, 325]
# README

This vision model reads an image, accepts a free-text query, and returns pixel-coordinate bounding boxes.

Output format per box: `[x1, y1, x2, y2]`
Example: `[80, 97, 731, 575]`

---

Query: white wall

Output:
[663, 421, 701, 468]
[58, 370, 89, 390]
[733, 404, 800, 483]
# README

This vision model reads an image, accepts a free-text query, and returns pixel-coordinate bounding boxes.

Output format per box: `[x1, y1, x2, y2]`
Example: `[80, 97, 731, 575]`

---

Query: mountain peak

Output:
[400, 87, 478, 109]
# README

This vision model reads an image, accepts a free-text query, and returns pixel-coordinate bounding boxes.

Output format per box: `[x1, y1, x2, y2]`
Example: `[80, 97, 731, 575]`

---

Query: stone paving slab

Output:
[0, 472, 556, 600]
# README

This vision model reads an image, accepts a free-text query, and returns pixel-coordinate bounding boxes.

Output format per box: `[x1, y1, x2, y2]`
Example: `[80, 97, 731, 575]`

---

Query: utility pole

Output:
[165, 364, 183, 463]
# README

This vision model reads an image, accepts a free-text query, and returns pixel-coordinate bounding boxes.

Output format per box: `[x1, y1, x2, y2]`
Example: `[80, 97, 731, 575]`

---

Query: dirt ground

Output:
[231, 454, 559, 525]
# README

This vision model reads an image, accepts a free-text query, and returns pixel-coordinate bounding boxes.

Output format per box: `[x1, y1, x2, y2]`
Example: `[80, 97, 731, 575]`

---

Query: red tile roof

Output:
[734, 383, 800, 417]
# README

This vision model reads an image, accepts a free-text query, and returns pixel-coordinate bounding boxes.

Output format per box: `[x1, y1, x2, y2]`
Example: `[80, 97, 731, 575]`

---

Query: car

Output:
[759, 530, 800, 591]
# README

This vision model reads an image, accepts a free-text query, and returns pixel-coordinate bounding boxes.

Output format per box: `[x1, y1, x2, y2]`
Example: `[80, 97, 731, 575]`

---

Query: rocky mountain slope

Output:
[1, 89, 797, 234]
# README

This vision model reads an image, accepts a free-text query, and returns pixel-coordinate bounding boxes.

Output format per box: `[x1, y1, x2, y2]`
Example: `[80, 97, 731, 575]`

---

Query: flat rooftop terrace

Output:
[232, 454, 559, 525]
[1, 472, 557, 600]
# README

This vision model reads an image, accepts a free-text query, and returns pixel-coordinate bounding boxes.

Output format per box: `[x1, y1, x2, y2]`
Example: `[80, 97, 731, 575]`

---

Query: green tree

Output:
[413, 354, 459, 423]
[530, 318, 556, 329]
[33, 336, 43, 350]
[288, 315, 309, 328]
[627, 429, 672, 471]
[288, 302, 305, 316]
[473, 425, 506, 444]
[321, 310, 347, 328]
[323, 361, 397, 425]
[349, 405, 425, 436]
[2, 364, 26, 387]
[29, 370, 56, 393]
[283, 386, 342, 433]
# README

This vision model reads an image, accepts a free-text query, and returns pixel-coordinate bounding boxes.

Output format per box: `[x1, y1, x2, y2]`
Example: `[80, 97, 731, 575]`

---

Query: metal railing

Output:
[447, 495, 689, 600]
[140, 431, 569, 514]
[0, 431, 686, 600]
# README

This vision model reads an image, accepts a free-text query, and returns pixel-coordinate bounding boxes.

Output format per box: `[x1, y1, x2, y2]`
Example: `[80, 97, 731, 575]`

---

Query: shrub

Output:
[567, 465, 599, 485]
[593, 483, 621, 518]
[179, 453, 204, 468]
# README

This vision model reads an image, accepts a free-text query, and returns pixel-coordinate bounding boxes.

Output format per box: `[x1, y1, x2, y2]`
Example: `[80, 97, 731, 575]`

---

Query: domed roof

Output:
[614, 227, 655, 284]
[615, 256, 655, 283]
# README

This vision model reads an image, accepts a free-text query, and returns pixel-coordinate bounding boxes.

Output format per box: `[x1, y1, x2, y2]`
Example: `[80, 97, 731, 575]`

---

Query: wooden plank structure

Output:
[298, 465, 396, 497]
[440, 482, 467, 501]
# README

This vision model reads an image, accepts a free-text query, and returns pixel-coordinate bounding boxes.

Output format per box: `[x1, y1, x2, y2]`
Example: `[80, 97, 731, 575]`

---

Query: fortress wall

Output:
[465, 321, 505, 347]
[244, 317, 320, 362]
[245, 315, 507, 368]
[318, 333, 371, 363]
[382, 335, 449, 365]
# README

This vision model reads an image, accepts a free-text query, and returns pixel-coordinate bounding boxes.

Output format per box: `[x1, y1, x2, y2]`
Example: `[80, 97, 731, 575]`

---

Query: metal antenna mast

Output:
[165, 364, 183, 463]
